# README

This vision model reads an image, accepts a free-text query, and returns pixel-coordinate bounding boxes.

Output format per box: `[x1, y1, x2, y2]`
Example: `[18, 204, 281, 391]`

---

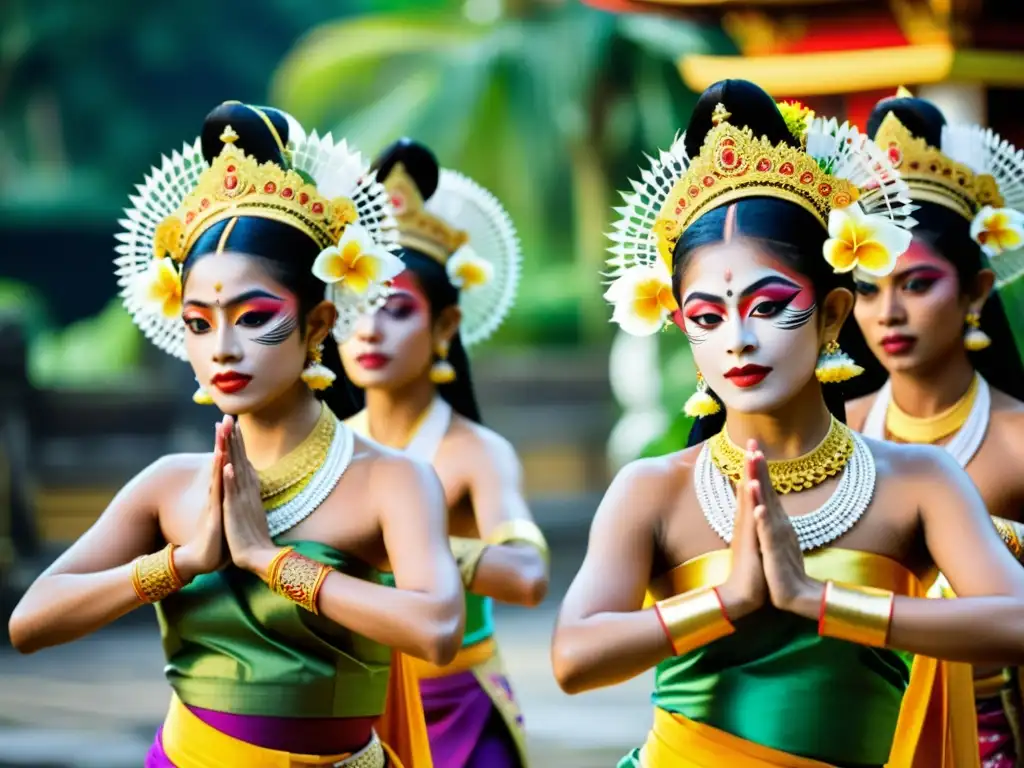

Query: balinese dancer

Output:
[552, 78, 1024, 768]
[337, 138, 547, 768]
[8, 102, 465, 768]
[846, 90, 1024, 768]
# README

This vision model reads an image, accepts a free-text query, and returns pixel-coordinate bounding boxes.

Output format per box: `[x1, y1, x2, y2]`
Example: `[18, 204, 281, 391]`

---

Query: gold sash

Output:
[643, 548, 979, 768]
[161, 693, 399, 768]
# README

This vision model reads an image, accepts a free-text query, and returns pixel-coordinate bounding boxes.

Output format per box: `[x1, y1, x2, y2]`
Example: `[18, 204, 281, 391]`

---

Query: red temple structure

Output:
[582, 0, 1024, 143]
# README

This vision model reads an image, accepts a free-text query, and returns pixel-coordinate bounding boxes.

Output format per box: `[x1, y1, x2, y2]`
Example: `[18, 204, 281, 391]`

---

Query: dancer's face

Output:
[182, 252, 333, 414]
[852, 238, 985, 373]
[676, 239, 827, 414]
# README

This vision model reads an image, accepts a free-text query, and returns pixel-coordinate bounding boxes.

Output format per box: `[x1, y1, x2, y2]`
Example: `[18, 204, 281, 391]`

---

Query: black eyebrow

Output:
[183, 289, 284, 309]
[682, 291, 726, 307]
[739, 276, 801, 298]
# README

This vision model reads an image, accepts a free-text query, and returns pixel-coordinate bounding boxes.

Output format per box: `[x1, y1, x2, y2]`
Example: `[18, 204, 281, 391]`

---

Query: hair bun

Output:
[684, 79, 797, 159]
[866, 95, 945, 147]
[200, 102, 292, 167]
[371, 138, 440, 201]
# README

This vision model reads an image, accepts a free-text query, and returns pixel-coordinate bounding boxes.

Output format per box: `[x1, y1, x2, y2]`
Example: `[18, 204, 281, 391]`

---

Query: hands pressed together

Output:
[717, 439, 823, 622]
[174, 416, 278, 581]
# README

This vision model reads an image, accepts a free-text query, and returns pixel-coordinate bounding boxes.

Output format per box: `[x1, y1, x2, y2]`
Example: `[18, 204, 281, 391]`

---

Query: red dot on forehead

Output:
[724, 268, 733, 283]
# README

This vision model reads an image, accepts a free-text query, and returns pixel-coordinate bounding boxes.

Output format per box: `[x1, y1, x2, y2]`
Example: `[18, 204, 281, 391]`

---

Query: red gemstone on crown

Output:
[818, 183, 832, 196]
[702, 176, 715, 187]
[282, 188, 294, 198]
[311, 202, 324, 214]
[264, 182, 277, 194]
[200, 198, 210, 209]
[799, 171, 814, 184]
[185, 212, 195, 224]
[226, 165, 236, 173]
[688, 186, 700, 197]
[224, 175, 238, 190]
[299, 193, 309, 205]
[756, 158, 772, 172]
[887, 146, 902, 166]
[779, 162, 795, 176]
[720, 148, 737, 167]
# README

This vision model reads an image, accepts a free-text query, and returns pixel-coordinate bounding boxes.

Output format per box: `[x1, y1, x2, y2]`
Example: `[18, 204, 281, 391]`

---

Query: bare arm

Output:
[8, 455, 201, 653]
[785, 446, 1024, 664]
[462, 430, 548, 607]
[245, 455, 465, 665]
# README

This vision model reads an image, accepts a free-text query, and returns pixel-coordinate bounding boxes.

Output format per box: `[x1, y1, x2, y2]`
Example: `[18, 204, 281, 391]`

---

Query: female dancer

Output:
[552, 78, 1024, 768]
[337, 139, 548, 768]
[7, 102, 464, 768]
[846, 91, 1024, 768]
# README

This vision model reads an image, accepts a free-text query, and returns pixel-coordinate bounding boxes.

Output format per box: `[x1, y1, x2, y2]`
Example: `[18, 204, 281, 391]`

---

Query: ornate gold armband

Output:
[993, 518, 1024, 562]
[131, 543, 184, 604]
[450, 536, 489, 588]
[267, 547, 331, 614]
[817, 580, 894, 648]
[653, 586, 734, 656]
[486, 519, 549, 564]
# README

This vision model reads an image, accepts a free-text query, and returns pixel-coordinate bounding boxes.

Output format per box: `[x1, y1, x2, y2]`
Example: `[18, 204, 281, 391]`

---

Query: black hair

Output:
[843, 96, 1024, 401]
[180, 101, 353, 418]
[674, 80, 853, 447]
[330, 138, 483, 424]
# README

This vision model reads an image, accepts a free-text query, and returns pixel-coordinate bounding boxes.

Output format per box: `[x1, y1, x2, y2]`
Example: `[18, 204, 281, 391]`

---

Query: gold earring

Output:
[430, 339, 456, 385]
[964, 311, 991, 351]
[683, 371, 720, 418]
[300, 340, 336, 390]
[192, 380, 214, 405]
[815, 339, 863, 383]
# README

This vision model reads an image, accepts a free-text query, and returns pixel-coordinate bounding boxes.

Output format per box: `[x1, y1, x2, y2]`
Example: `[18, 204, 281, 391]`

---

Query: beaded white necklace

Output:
[695, 427, 877, 552]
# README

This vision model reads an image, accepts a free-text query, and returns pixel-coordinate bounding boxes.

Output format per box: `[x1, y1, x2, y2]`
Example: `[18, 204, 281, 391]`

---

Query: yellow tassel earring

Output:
[815, 339, 863, 383]
[300, 341, 336, 390]
[683, 371, 721, 418]
[192, 380, 214, 405]
[964, 311, 991, 351]
[430, 339, 457, 385]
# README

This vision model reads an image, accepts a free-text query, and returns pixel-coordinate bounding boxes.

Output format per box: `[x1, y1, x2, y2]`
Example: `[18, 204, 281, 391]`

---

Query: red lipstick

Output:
[880, 334, 916, 356]
[356, 353, 391, 371]
[724, 364, 772, 388]
[210, 371, 252, 394]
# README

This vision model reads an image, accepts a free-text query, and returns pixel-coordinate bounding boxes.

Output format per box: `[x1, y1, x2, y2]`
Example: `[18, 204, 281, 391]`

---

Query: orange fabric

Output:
[375, 651, 433, 768]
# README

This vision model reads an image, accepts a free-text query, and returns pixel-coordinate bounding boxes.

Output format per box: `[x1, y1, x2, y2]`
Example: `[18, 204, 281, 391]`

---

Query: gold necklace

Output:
[885, 374, 978, 444]
[709, 416, 854, 495]
[258, 404, 336, 508]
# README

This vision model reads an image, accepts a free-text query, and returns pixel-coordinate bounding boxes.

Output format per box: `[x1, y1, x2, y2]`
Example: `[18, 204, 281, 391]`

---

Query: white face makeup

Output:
[678, 239, 821, 414]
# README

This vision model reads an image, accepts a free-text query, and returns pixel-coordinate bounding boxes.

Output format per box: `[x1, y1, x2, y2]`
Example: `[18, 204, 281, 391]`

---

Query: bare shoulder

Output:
[600, 444, 702, 525]
[845, 390, 880, 432]
[445, 415, 517, 463]
[350, 433, 437, 491]
[863, 435, 963, 489]
[139, 452, 210, 493]
[985, 388, 1024, 461]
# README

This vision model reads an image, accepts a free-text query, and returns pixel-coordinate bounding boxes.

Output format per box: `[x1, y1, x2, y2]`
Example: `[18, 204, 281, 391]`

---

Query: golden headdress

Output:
[604, 101, 916, 336]
[381, 160, 522, 348]
[115, 110, 401, 359]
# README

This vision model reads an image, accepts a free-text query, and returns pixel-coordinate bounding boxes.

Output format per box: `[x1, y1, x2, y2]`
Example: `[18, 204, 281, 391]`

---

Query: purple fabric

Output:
[145, 726, 173, 768]
[418, 670, 521, 768]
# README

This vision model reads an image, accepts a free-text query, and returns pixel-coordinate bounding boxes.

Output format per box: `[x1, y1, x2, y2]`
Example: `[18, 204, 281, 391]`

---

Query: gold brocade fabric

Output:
[708, 416, 854, 494]
[259, 404, 335, 509]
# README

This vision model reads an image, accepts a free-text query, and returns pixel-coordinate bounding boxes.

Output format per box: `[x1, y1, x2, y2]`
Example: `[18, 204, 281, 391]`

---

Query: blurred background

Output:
[0, 0, 1020, 765]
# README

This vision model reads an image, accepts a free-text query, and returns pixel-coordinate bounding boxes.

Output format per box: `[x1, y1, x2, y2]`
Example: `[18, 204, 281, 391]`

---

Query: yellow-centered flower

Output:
[971, 206, 1024, 257]
[823, 203, 910, 277]
[135, 257, 183, 319]
[604, 262, 679, 337]
[446, 247, 493, 291]
[312, 224, 404, 294]
[153, 216, 185, 262]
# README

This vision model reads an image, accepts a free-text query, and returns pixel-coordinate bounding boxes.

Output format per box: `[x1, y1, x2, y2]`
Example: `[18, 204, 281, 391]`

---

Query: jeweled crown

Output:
[654, 108, 860, 264]
[873, 111, 1004, 221]
[383, 162, 468, 265]
[156, 127, 357, 261]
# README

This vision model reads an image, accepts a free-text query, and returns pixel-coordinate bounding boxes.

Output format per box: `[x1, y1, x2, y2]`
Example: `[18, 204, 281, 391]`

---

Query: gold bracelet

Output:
[486, 519, 549, 564]
[450, 536, 489, 588]
[131, 543, 184, 604]
[993, 518, 1024, 562]
[818, 580, 894, 648]
[268, 548, 331, 614]
[653, 586, 734, 656]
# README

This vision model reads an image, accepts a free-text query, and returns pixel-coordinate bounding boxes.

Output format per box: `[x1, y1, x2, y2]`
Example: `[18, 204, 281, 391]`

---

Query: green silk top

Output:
[463, 592, 494, 648]
[156, 540, 394, 718]
[641, 548, 927, 766]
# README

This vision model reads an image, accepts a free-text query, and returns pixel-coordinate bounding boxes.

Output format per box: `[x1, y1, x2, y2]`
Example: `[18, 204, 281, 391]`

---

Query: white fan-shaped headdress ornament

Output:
[427, 170, 521, 348]
[604, 104, 917, 336]
[114, 121, 399, 361]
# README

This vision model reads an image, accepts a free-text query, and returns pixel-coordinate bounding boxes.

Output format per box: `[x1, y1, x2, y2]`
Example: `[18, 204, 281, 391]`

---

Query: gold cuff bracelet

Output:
[268, 546, 331, 614]
[131, 543, 184, 604]
[818, 580, 894, 648]
[654, 586, 734, 656]
[486, 519, 549, 564]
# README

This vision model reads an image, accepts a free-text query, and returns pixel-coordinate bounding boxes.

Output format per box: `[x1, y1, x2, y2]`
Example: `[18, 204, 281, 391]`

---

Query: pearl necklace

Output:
[862, 374, 990, 468]
[695, 426, 876, 551]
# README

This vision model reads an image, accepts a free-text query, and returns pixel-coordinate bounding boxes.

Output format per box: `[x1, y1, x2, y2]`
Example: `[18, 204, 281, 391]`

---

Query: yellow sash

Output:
[374, 651, 433, 768]
[407, 637, 497, 679]
[643, 548, 979, 768]
[161, 693, 400, 768]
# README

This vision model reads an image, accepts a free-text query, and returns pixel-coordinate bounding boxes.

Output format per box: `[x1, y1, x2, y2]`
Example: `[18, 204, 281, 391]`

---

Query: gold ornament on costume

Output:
[384, 162, 468, 265]
[604, 103, 916, 336]
[815, 339, 864, 383]
[885, 374, 979, 444]
[131, 543, 184, 604]
[709, 416, 854, 495]
[267, 546, 331, 614]
[259, 404, 336, 507]
[963, 311, 992, 351]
